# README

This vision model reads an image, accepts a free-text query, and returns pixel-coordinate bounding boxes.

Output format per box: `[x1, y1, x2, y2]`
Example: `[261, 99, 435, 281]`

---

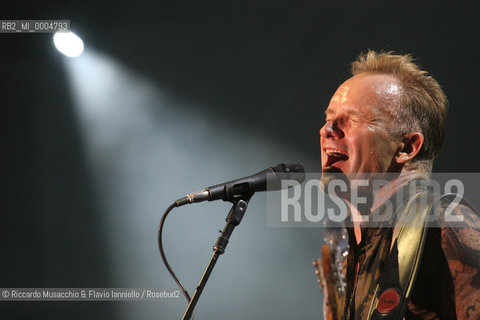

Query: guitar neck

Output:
[313, 244, 344, 320]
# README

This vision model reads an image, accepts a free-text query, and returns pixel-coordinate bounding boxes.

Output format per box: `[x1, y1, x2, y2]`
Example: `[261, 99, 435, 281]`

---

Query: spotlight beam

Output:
[53, 31, 84, 57]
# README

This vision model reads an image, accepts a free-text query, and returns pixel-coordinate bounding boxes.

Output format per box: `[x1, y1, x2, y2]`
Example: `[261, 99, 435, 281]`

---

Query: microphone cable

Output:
[158, 202, 192, 303]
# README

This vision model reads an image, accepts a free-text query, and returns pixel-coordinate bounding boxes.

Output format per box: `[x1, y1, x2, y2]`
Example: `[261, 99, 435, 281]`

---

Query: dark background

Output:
[2, 1, 479, 319]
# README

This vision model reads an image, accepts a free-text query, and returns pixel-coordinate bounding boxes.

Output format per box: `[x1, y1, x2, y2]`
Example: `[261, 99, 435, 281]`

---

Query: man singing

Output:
[318, 50, 480, 319]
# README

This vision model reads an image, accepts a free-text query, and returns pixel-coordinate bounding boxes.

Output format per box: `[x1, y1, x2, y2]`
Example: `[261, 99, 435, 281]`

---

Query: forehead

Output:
[326, 73, 402, 116]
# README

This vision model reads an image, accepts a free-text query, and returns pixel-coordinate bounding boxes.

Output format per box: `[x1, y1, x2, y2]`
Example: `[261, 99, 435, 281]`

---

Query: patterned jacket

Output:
[340, 181, 480, 319]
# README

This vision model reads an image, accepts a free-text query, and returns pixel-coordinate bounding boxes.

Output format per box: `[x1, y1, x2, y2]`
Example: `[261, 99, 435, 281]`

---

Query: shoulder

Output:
[432, 196, 480, 262]
[435, 196, 480, 319]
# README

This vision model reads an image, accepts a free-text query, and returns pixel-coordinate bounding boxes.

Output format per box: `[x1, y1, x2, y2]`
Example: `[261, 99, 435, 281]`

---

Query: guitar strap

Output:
[365, 190, 434, 319]
[364, 189, 480, 319]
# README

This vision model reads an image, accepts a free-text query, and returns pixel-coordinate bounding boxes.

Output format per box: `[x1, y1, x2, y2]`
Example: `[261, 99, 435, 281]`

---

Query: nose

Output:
[319, 120, 344, 139]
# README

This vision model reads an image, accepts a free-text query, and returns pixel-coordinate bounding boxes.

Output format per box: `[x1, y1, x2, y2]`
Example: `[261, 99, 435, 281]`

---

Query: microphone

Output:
[175, 163, 305, 206]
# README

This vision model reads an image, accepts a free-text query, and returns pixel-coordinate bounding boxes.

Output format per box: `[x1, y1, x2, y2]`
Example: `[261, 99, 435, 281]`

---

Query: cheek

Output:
[372, 136, 399, 163]
[353, 132, 394, 162]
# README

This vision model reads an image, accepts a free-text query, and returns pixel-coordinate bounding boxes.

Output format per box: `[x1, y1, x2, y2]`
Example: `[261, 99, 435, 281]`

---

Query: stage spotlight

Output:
[53, 31, 84, 57]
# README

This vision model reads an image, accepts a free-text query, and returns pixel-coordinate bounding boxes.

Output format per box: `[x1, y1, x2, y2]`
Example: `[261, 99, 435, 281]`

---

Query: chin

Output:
[320, 168, 350, 198]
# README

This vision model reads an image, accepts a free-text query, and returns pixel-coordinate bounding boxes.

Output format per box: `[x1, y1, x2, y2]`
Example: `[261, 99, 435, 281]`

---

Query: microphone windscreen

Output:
[270, 162, 306, 189]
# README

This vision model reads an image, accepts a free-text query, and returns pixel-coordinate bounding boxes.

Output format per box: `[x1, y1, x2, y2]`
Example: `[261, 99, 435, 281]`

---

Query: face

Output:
[320, 73, 404, 182]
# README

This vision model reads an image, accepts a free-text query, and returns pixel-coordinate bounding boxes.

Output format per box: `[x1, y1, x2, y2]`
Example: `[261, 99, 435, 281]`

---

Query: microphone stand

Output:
[182, 197, 250, 320]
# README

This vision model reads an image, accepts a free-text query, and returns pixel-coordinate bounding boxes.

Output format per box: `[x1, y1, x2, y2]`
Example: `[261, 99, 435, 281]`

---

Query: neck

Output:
[346, 170, 428, 245]
[370, 171, 428, 212]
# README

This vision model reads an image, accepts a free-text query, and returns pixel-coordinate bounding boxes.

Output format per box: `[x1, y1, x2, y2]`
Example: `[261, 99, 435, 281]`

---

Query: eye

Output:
[349, 115, 364, 124]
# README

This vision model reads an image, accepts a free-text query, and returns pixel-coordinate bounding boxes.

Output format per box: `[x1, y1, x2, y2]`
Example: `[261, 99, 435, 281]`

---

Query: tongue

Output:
[326, 154, 348, 167]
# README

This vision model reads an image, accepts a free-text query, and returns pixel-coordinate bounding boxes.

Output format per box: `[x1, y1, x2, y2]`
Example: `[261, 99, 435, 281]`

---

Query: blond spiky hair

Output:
[351, 50, 448, 172]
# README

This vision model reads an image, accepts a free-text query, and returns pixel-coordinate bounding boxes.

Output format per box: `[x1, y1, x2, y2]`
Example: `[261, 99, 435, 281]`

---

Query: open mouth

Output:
[324, 148, 349, 167]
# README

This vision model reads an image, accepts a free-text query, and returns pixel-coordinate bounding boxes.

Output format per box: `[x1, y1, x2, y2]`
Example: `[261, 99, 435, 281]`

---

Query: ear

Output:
[396, 132, 424, 164]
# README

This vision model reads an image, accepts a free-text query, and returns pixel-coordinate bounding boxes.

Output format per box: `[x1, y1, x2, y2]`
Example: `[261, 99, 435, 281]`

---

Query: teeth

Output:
[325, 149, 347, 157]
